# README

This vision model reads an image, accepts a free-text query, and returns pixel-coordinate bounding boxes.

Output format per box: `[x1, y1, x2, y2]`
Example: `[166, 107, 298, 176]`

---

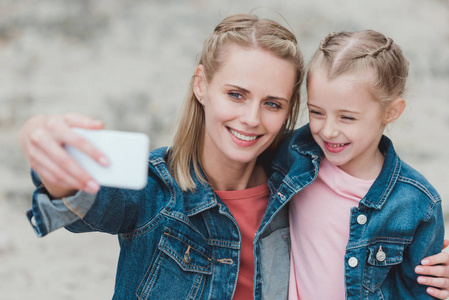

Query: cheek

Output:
[263, 113, 288, 134]
[308, 119, 321, 134]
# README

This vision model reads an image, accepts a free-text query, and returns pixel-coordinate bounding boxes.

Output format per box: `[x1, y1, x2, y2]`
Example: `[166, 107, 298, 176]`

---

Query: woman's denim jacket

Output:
[271, 125, 444, 299]
[27, 149, 295, 299]
[26, 125, 443, 299]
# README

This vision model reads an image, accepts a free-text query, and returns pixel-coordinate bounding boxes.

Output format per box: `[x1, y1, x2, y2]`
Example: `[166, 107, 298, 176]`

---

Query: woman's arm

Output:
[416, 240, 449, 299]
[19, 113, 108, 197]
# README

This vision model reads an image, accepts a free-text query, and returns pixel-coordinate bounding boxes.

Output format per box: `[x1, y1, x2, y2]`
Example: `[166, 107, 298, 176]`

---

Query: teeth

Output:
[230, 129, 257, 141]
[329, 143, 345, 148]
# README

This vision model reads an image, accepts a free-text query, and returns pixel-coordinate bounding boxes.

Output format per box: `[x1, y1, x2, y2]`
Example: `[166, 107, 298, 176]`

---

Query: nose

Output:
[240, 101, 260, 127]
[322, 118, 339, 138]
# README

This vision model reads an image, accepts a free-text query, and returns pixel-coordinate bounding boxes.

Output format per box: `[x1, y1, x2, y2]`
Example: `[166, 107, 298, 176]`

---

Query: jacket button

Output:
[376, 246, 386, 262]
[183, 252, 191, 264]
[357, 214, 367, 225]
[348, 257, 358, 268]
[31, 216, 37, 227]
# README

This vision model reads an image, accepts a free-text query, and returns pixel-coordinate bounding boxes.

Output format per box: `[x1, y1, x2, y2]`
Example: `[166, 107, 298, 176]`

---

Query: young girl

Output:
[19, 17, 449, 299]
[283, 30, 445, 299]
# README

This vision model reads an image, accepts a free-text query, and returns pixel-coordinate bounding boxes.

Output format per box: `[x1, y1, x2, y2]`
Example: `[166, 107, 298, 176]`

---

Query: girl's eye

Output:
[341, 116, 356, 121]
[309, 110, 323, 116]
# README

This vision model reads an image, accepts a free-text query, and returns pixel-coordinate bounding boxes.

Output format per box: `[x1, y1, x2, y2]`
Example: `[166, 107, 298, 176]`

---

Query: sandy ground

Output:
[1, 0, 448, 299]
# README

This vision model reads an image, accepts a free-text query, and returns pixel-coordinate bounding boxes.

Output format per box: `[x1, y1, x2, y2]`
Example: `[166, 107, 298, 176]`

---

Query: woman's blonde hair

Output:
[307, 30, 409, 106]
[169, 13, 305, 191]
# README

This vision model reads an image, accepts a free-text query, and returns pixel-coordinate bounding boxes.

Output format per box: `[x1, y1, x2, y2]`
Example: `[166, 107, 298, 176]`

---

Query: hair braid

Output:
[319, 32, 338, 53]
[307, 29, 409, 108]
[354, 37, 394, 59]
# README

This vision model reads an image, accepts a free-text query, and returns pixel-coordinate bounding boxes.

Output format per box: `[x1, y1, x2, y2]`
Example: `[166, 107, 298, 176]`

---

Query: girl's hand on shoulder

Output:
[415, 239, 449, 299]
[19, 113, 108, 198]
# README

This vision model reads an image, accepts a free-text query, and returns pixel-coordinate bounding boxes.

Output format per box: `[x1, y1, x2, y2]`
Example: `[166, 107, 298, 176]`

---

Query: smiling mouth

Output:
[229, 128, 259, 141]
[327, 143, 347, 148]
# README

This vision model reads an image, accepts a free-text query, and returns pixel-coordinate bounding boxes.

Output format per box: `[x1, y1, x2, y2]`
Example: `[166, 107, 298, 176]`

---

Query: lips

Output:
[229, 128, 258, 141]
[227, 127, 262, 147]
[324, 141, 349, 153]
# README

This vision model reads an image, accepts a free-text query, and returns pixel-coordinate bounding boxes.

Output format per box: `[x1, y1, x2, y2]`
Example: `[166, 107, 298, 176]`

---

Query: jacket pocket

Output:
[362, 242, 404, 293]
[136, 227, 212, 300]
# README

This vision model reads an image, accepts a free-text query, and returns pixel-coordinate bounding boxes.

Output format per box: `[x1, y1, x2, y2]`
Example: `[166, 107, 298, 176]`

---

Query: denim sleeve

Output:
[26, 168, 160, 237]
[392, 200, 444, 299]
[25, 169, 97, 237]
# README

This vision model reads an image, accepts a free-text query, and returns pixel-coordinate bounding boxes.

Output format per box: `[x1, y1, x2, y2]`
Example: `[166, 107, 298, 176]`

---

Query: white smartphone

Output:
[65, 128, 150, 190]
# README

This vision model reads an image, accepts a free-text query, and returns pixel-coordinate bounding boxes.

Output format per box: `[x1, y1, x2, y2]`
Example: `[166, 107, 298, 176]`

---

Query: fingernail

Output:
[417, 276, 426, 283]
[99, 156, 109, 166]
[87, 119, 103, 126]
[421, 259, 430, 265]
[415, 266, 424, 273]
[85, 180, 100, 194]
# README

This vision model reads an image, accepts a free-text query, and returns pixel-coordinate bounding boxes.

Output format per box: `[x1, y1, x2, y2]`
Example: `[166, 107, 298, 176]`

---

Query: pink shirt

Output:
[288, 158, 374, 300]
[216, 184, 269, 300]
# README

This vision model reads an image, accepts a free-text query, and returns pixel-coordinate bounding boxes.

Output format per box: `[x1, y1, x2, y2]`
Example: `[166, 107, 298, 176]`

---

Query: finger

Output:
[62, 113, 104, 129]
[45, 118, 109, 166]
[417, 276, 449, 289]
[421, 251, 449, 266]
[30, 144, 86, 190]
[415, 265, 449, 278]
[32, 148, 100, 195]
[426, 287, 449, 300]
[443, 239, 449, 250]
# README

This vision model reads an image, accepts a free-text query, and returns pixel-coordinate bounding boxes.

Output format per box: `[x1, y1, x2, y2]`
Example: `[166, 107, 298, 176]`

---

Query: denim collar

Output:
[272, 125, 401, 211]
[360, 135, 401, 210]
[150, 147, 218, 217]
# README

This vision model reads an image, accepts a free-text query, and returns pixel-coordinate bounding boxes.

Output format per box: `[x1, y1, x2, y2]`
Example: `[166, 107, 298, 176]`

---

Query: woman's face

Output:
[195, 45, 296, 168]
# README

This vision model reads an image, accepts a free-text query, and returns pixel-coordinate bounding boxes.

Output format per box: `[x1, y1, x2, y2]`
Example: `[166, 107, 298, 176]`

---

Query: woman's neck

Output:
[201, 155, 267, 191]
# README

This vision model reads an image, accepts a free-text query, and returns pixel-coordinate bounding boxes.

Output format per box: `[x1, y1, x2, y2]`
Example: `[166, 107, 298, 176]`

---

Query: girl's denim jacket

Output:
[26, 125, 443, 299]
[271, 124, 444, 299]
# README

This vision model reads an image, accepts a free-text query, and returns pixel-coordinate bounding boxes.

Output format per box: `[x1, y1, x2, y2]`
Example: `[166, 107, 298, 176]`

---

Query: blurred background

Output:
[0, 0, 448, 299]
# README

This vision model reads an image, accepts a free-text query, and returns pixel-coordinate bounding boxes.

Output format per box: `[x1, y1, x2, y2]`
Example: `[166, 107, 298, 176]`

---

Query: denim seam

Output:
[371, 157, 400, 208]
[397, 175, 441, 203]
[137, 251, 163, 299]
[185, 198, 217, 215]
[136, 243, 161, 299]
[163, 232, 212, 262]
[346, 237, 411, 249]
[153, 162, 176, 213]
[61, 197, 85, 219]
[121, 214, 164, 239]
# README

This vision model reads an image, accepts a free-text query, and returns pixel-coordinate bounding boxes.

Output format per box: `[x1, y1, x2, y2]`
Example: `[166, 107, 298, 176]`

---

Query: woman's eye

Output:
[228, 92, 243, 100]
[265, 101, 281, 109]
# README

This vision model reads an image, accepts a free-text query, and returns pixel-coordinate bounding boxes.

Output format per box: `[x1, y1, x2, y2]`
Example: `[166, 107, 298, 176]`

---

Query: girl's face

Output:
[307, 70, 387, 179]
[195, 45, 295, 168]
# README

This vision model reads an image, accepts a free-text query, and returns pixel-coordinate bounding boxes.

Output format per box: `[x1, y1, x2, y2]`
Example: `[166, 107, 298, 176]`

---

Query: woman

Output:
[19, 14, 449, 299]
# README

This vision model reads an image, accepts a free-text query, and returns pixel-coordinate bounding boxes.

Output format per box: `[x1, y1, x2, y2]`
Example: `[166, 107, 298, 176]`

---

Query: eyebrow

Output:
[307, 103, 360, 114]
[225, 84, 290, 102]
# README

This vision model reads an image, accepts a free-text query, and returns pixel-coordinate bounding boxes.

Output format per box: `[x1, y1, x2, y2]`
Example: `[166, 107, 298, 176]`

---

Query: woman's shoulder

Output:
[144, 147, 176, 189]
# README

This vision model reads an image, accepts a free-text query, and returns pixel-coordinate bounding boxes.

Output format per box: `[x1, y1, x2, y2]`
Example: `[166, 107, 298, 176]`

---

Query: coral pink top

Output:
[216, 183, 270, 300]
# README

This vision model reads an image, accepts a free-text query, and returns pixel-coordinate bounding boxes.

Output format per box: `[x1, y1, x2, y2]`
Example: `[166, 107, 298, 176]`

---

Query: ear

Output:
[193, 65, 206, 105]
[384, 98, 406, 124]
